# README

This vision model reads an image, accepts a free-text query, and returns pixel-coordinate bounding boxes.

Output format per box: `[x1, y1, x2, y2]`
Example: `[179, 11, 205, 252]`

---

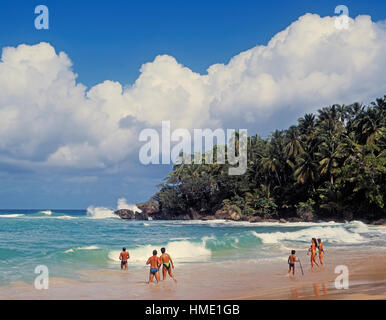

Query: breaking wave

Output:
[86, 206, 117, 219]
[108, 239, 211, 265]
[0, 214, 25, 218]
[252, 226, 366, 244]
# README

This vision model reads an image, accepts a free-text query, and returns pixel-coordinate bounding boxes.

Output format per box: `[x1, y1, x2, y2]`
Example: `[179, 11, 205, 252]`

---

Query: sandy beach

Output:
[1, 247, 385, 300]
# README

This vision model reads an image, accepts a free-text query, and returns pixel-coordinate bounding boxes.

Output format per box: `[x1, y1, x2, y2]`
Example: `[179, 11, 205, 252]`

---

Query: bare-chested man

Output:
[160, 247, 177, 282]
[119, 247, 130, 270]
[146, 250, 161, 284]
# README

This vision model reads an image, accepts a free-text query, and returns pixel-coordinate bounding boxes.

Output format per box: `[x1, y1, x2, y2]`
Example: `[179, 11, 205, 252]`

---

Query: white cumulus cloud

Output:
[0, 13, 385, 172]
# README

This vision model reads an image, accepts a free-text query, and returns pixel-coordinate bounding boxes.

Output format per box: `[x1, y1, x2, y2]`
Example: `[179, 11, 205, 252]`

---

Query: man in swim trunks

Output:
[146, 250, 161, 284]
[288, 250, 300, 276]
[119, 247, 130, 270]
[160, 247, 177, 282]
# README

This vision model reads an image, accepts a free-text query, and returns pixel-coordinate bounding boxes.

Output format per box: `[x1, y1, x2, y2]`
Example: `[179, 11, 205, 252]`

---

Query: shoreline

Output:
[1, 249, 385, 300]
[114, 207, 386, 225]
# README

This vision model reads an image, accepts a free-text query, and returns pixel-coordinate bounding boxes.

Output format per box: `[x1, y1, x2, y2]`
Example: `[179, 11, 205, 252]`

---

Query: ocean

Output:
[1, 208, 386, 287]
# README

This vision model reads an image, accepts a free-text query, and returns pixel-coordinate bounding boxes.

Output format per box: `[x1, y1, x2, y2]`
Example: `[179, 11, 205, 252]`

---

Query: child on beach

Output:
[317, 238, 325, 266]
[288, 250, 300, 276]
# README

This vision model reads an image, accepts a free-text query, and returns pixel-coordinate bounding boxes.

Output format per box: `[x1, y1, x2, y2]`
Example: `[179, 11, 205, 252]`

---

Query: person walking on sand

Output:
[307, 238, 320, 269]
[287, 250, 300, 276]
[119, 247, 130, 270]
[160, 247, 177, 282]
[146, 250, 161, 284]
[317, 238, 325, 266]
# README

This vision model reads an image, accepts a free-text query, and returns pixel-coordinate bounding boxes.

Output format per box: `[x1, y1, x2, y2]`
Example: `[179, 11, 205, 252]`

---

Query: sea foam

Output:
[252, 226, 365, 244]
[86, 206, 117, 219]
[108, 239, 211, 265]
[0, 214, 25, 218]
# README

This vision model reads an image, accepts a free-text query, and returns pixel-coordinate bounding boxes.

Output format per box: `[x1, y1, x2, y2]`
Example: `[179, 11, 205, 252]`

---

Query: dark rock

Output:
[343, 211, 354, 221]
[248, 216, 263, 223]
[114, 209, 135, 219]
[136, 201, 159, 216]
[215, 206, 242, 221]
[297, 211, 314, 222]
[135, 211, 149, 220]
[188, 208, 201, 220]
[372, 219, 386, 225]
[114, 209, 149, 220]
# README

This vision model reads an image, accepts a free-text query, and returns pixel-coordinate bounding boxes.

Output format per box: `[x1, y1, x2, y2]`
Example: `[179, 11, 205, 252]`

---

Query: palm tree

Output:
[357, 107, 383, 145]
[293, 151, 319, 185]
[285, 126, 304, 159]
[298, 113, 316, 136]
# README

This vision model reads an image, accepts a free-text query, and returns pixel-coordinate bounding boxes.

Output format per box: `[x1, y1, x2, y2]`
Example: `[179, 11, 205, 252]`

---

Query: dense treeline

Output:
[154, 96, 386, 221]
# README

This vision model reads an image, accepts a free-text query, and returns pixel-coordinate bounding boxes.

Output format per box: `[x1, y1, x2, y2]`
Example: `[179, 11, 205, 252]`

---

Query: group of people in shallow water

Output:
[288, 238, 325, 276]
[118, 238, 325, 283]
[119, 247, 177, 284]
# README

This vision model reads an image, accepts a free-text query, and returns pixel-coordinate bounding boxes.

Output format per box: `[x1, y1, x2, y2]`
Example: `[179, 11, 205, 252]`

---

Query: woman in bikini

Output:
[317, 238, 325, 266]
[308, 238, 320, 268]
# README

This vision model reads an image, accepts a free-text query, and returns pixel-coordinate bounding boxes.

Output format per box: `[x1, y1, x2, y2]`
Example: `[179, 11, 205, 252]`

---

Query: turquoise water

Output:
[1, 209, 385, 286]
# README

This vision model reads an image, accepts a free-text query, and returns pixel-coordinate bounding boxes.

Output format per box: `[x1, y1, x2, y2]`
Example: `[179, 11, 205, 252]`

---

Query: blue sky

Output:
[0, 0, 385, 209]
[1, 0, 385, 86]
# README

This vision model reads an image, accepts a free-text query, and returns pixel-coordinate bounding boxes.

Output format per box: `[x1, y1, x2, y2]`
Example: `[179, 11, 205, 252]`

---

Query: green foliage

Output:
[296, 199, 316, 215]
[154, 96, 386, 220]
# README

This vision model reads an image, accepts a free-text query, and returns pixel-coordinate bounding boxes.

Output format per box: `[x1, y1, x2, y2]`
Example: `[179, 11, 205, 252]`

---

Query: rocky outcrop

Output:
[372, 218, 386, 226]
[114, 209, 149, 220]
[188, 208, 201, 220]
[114, 198, 384, 224]
[136, 201, 159, 216]
[214, 206, 242, 221]
[150, 209, 192, 220]
[248, 216, 263, 223]
[297, 210, 314, 222]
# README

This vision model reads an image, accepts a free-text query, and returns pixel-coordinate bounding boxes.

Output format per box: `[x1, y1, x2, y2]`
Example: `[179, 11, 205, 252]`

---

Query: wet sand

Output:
[1, 247, 385, 300]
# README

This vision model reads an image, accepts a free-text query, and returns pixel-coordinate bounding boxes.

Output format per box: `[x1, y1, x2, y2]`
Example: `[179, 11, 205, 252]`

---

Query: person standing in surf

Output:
[160, 247, 177, 282]
[146, 250, 161, 284]
[287, 250, 300, 276]
[317, 238, 325, 266]
[308, 238, 320, 269]
[119, 247, 130, 270]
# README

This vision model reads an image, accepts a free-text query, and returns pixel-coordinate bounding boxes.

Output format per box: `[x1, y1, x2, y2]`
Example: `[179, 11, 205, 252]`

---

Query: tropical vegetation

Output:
[153, 96, 386, 221]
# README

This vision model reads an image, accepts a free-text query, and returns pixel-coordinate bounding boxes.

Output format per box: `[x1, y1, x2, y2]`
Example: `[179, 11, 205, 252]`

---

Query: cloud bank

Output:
[0, 13, 385, 171]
